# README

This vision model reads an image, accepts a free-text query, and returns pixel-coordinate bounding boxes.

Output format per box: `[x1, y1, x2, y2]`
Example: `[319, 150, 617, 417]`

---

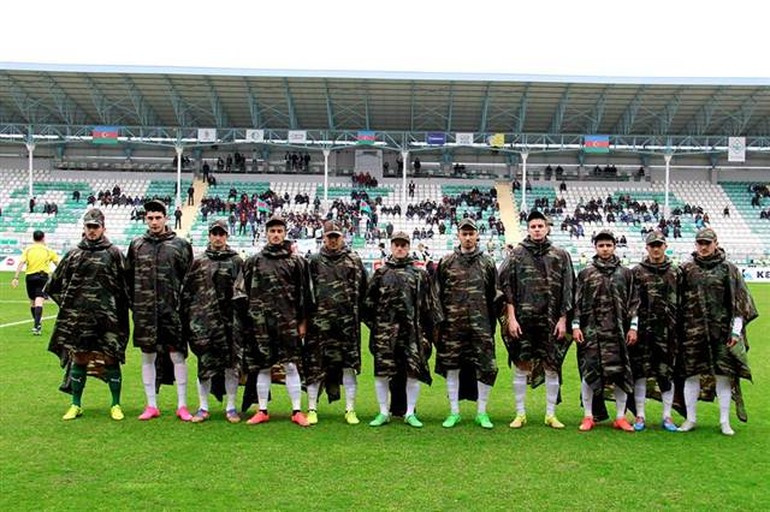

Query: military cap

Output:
[144, 199, 167, 216]
[83, 208, 105, 227]
[593, 229, 616, 244]
[645, 230, 666, 245]
[390, 231, 411, 243]
[695, 227, 717, 242]
[457, 218, 478, 231]
[323, 220, 344, 236]
[208, 219, 229, 233]
[527, 210, 547, 223]
[265, 215, 286, 228]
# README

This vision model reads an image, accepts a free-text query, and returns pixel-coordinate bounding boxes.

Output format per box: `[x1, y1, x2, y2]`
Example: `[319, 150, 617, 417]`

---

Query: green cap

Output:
[645, 230, 666, 244]
[695, 228, 717, 242]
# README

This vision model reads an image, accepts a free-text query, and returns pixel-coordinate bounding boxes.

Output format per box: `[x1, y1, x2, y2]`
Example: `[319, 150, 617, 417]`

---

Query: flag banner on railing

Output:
[488, 133, 505, 148]
[198, 128, 217, 142]
[584, 134, 610, 153]
[246, 129, 264, 143]
[456, 132, 474, 145]
[288, 130, 307, 143]
[357, 130, 376, 145]
[426, 132, 446, 145]
[92, 126, 119, 144]
[728, 136, 746, 162]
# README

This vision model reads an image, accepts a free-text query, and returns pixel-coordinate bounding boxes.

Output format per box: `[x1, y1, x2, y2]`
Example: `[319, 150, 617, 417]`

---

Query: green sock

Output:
[70, 364, 87, 407]
[105, 365, 122, 407]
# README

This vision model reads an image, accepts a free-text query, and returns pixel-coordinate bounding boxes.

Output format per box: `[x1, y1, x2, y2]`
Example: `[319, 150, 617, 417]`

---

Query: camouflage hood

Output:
[592, 254, 621, 274]
[143, 227, 177, 243]
[262, 240, 293, 259]
[453, 246, 482, 262]
[692, 247, 726, 269]
[320, 244, 350, 260]
[519, 236, 552, 257]
[385, 255, 414, 268]
[77, 235, 113, 251]
[204, 244, 238, 261]
[638, 256, 672, 274]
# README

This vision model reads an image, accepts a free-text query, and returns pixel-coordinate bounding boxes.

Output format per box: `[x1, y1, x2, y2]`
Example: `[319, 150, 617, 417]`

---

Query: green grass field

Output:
[1, 271, 768, 511]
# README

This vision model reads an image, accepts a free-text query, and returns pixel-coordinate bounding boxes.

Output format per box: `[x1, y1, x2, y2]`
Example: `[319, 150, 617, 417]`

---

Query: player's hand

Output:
[508, 317, 522, 339]
[553, 317, 567, 340]
[626, 329, 638, 346]
[572, 328, 584, 344]
[298, 320, 307, 338]
[727, 335, 739, 348]
[11, 277, 19, 288]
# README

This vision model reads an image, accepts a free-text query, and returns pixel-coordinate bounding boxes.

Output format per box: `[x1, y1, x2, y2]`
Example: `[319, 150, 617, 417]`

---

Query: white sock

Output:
[661, 382, 674, 420]
[307, 382, 320, 411]
[285, 362, 302, 411]
[257, 369, 271, 411]
[544, 369, 559, 417]
[342, 368, 357, 412]
[634, 378, 647, 419]
[169, 351, 188, 409]
[613, 387, 628, 420]
[446, 369, 460, 414]
[197, 378, 211, 412]
[684, 375, 700, 424]
[715, 375, 732, 425]
[581, 379, 594, 418]
[406, 377, 420, 416]
[477, 381, 492, 415]
[374, 376, 390, 415]
[224, 368, 238, 411]
[513, 367, 529, 415]
[141, 352, 158, 408]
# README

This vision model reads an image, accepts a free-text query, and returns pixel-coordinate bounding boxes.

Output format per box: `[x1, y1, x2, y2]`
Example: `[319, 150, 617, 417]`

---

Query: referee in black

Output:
[11, 230, 59, 335]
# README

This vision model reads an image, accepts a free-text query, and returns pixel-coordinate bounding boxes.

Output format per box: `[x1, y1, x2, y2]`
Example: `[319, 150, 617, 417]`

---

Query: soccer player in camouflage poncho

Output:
[630, 231, 681, 432]
[435, 218, 500, 429]
[47, 209, 130, 421]
[678, 228, 758, 436]
[181, 219, 244, 424]
[572, 230, 639, 432]
[304, 221, 368, 425]
[364, 231, 443, 428]
[499, 210, 574, 430]
[235, 215, 311, 427]
[127, 200, 194, 421]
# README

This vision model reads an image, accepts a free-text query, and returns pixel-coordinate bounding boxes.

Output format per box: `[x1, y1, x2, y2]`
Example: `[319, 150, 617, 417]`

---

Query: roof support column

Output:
[401, 149, 409, 231]
[520, 151, 529, 212]
[175, 145, 184, 206]
[323, 148, 331, 211]
[663, 152, 673, 218]
[26, 137, 35, 199]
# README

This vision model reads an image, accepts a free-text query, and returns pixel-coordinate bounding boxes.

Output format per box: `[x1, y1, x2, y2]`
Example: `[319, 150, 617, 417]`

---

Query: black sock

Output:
[33, 306, 43, 328]
[30, 307, 35, 322]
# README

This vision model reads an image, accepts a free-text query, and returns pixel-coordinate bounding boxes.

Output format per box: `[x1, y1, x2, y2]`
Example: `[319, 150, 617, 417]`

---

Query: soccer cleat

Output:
[404, 414, 424, 428]
[110, 405, 124, 421]
[578, 417, 595, 432]
[33, 326, 42, 336]
[176, 406, 193, 422]
[291, 411, 310, 427]
[369, 413, 390, 427]
[720, 422, 735, 436]
[62, 405, 83, 420]
[246, 410, 270, 425]
[613, 418, 635, 432]
[344, 410, 360, 425]
[661, 417, 678, 432]
[190, 409, 210, 423]
[544, 415, 565, 429]
[677, 420, 697, 432]
[633, 416, 646, 432]
[226, 409, 241, 424]
[442, 413, 462, 428]
[475, 413, 494, 429]
[138, 406, 160, 421]
[509, 413, 527, 429]
[306, 410, 318, 425]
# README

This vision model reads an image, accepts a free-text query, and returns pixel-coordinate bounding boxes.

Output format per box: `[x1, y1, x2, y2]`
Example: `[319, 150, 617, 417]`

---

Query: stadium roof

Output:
[1, 63, 769, 150]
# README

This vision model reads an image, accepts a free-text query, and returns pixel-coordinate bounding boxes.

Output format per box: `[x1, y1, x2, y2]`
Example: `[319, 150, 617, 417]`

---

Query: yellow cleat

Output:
[544, 414, 565, 429]
[62, 405, 83, 421]
[509, 414, 527, 429]
[306, 410, 318, 425]
[110, 405, 125, 421]
[344, 410, 360, 425]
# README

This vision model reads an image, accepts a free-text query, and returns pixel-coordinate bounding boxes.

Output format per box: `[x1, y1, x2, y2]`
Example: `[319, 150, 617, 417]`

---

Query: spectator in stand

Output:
[187, 185, 195, 206]
[723, 205, 730, 217]
[174, 206, 183, 230]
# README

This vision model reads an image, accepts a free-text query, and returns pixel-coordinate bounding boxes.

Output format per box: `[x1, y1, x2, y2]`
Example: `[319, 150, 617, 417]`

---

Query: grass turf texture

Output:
[0, 271, 768, 511]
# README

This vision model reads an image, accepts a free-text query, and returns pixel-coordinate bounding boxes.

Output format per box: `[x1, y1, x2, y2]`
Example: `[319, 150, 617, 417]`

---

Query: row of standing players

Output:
[44, 201, 758, 435]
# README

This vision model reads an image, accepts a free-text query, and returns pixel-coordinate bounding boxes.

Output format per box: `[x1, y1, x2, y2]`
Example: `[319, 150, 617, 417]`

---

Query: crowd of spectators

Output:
[352, 172, 378, 188]
[285, 151, 311, 172]
[749, 183, 770, 217]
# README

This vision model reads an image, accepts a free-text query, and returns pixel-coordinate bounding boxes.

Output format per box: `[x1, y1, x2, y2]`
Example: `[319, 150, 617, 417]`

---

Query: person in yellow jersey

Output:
[11, 230, 60, 335]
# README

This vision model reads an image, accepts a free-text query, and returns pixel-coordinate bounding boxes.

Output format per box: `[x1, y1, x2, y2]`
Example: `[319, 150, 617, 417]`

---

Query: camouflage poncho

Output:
[679, 248, 758, 421]
[434, 247, 500, 389]
[47, 235, 130, 365]
[631, 256, 680, 391]
[126, 227, 193, 354]
[235, 241, 310, 371]
[364, 256, 443, 385]
[499, 236, 574, 387]
[574, 254, 639, 396]
[304, 245, 368, 402]
[181, 245, 243, 380]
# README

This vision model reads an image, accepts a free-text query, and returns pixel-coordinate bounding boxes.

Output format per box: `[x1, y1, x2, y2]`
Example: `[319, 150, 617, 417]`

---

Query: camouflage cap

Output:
[390, 231, 411, 243]
[144, 199, 167, 216]
[83, 208, 105, 226]
[265, 215, 286, 228]
[323, 220, 344, 236]
[208, 219, 229, 234]
[645, 230, 666, 245]
[457, 218, 478, 231]
[695, 227, 717, 241]
[593, 229, 616, 244]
